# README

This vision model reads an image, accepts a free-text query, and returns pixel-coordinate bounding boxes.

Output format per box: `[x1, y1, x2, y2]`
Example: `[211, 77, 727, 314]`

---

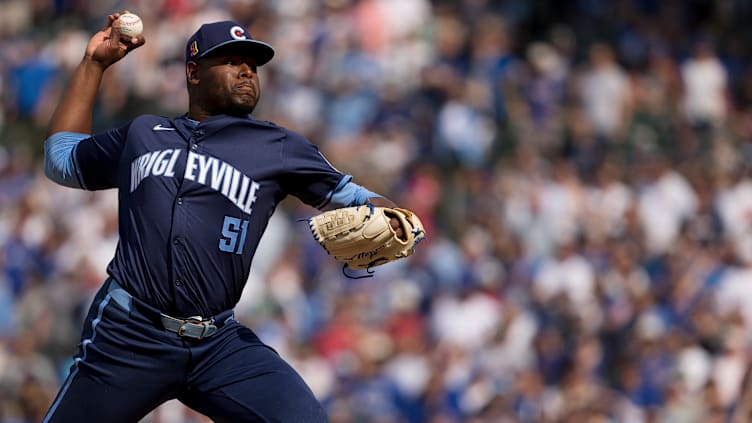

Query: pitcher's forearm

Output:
[46, 56, 107, 137]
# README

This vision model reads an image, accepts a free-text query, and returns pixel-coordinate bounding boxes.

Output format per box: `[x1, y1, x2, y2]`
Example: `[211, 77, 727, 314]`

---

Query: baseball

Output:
[115, 13, 143, 39]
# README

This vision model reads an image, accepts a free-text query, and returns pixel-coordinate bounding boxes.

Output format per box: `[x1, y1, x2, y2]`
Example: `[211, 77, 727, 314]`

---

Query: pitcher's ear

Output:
[187, 61, 199, 86]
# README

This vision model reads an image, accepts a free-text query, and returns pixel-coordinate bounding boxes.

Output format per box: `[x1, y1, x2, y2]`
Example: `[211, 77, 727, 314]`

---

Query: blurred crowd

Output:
[2, 0, 752, 422]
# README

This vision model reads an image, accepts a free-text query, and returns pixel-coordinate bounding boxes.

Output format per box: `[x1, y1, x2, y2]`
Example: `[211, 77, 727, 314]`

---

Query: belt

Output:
[106, 278, 234, 340]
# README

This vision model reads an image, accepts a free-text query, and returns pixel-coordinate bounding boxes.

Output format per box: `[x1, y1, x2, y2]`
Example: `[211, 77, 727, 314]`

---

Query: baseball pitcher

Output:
[41, 12, 424, 423]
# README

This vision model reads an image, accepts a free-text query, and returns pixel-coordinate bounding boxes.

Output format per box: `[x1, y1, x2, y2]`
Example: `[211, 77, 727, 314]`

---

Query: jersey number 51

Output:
[219, 215, 249, 254]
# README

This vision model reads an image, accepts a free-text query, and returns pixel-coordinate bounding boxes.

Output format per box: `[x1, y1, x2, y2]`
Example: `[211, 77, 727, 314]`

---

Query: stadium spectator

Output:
[1, 1, 752, 422]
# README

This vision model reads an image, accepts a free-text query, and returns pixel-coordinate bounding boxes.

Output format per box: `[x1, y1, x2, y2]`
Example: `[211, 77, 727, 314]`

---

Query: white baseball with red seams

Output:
[115, 13, 143, 38]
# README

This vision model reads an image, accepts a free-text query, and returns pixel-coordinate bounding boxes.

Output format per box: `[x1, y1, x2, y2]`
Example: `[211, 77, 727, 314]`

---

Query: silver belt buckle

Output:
[178, 316, 214, 339]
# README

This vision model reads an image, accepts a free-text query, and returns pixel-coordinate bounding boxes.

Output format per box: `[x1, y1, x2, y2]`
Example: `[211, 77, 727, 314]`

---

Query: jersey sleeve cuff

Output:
[320, 177, 382, 210]
[44, 131, 90, 189]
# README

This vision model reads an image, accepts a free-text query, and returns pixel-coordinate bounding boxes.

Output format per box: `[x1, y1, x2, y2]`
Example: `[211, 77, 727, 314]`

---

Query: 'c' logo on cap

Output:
[230, 26, 247, 40]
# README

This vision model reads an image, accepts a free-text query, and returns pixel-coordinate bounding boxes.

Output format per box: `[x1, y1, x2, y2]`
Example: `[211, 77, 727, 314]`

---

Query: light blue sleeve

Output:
[321, 177, 382, 210]
[44, 132, 90, 189]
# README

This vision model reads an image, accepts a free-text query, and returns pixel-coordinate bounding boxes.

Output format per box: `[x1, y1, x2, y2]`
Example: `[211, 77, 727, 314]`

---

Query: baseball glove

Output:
[308, 204, 426, 271]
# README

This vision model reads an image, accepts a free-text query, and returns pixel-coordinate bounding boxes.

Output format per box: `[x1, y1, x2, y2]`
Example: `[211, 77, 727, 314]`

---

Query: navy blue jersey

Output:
[73, 114, 345, 317]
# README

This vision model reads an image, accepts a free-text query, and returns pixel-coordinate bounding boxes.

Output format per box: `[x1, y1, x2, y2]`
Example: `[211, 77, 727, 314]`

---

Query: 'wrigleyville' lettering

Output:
[130, 149, 260, 214]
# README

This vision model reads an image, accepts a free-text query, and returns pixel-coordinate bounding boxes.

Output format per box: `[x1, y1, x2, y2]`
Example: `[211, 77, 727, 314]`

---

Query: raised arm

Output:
[44, 12, 145, 188]
[47, 11, 145, 136]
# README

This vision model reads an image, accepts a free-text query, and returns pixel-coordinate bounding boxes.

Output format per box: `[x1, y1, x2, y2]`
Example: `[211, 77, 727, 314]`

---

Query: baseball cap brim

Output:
[192, 39, 275, 66]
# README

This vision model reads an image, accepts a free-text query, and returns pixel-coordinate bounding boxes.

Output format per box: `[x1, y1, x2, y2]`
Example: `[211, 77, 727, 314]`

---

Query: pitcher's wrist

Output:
[81, 54, 109, 72]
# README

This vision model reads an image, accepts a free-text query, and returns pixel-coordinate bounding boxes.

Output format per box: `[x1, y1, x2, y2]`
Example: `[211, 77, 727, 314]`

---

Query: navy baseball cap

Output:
[185, 21, 275, 65]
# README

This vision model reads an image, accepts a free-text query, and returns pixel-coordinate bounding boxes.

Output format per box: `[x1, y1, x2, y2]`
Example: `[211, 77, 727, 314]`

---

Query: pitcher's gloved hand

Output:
[308, 204, 426, 270]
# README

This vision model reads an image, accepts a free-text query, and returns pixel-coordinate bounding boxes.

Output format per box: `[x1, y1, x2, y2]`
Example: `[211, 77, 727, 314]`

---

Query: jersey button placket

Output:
[172, 127, 191, 295]
[192, 130, 204, 151]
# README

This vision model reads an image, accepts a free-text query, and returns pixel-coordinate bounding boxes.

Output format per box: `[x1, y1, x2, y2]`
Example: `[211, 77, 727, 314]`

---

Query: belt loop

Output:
[199, 321, 211, 339]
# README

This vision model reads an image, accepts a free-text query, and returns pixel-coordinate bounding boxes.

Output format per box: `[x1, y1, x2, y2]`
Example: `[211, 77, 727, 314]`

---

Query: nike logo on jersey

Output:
[152, 124, 176, 131]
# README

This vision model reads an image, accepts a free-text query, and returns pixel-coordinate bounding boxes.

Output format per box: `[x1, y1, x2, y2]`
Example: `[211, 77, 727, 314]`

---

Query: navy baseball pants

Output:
[42, 278, 328, 423]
